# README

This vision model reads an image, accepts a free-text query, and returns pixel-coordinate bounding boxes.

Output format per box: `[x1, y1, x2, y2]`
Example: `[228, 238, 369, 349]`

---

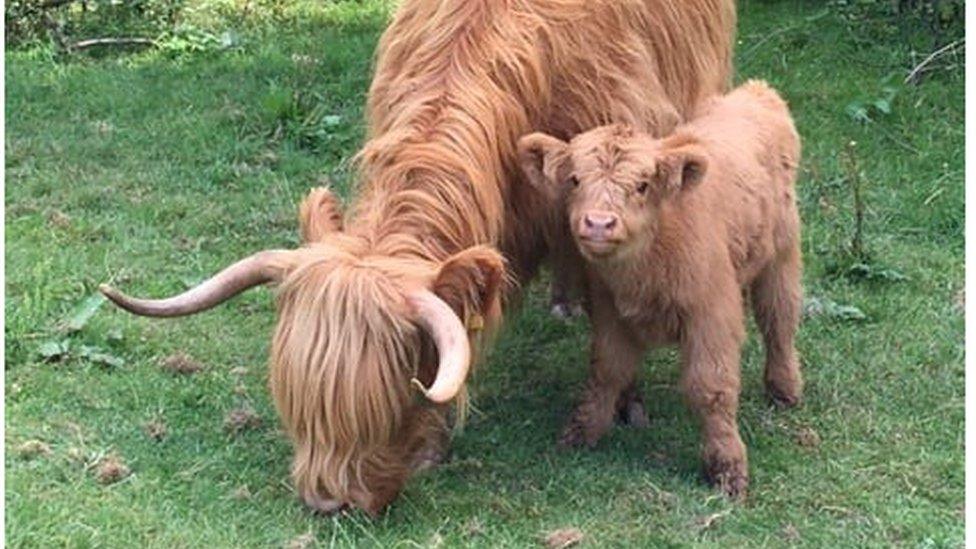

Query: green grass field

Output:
[5, 1, 964, 546]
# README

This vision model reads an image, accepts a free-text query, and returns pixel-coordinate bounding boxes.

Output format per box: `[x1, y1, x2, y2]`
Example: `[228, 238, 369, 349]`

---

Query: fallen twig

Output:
[70, 37, 156, 50]
[904, 38, 964, 85]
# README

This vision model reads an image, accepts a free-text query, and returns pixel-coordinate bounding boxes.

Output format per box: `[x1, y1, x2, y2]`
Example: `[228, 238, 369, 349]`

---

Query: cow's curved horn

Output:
[407, 289, 471, 403]
[99, 250, 295, 318]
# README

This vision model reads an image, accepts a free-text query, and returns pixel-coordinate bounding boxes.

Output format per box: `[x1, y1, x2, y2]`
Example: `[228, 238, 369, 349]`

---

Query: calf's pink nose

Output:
[584, 212, 618, 231]
[580, 211, 620, 240]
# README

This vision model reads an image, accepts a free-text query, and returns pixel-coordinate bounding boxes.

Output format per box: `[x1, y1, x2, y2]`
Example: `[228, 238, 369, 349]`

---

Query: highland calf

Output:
[518, 80, 803, 497]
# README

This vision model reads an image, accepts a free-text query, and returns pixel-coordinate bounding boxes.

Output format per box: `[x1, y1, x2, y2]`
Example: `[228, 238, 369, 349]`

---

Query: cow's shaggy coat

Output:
[102, 0, 736, 514]
[518, 80, 803, 497]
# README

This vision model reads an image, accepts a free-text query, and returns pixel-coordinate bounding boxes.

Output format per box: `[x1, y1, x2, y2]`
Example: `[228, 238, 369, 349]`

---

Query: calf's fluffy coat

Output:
[518, 81, 803, 496]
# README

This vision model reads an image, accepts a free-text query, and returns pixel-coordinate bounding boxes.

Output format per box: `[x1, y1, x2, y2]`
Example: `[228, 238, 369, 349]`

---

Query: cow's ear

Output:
[655, 141, 708, 195]
[517, 133, 571, 199]
[298, 186, 344, 243]
[432, 246, 507, 328]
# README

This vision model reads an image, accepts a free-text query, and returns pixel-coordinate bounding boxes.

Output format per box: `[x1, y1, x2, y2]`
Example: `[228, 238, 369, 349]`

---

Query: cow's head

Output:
[517, 125, 707, 262]
[101, 187, 505, 515]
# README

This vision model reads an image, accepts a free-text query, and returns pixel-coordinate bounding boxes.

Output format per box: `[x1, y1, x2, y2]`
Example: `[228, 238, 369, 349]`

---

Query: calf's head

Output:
[518, 125, 707, 261]
[100, 188, 505, 515]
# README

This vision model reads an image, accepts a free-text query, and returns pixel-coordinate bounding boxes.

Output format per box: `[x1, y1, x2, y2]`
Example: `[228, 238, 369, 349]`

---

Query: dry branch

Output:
[70, 37, 156, 50]
[904, 38, 964, 85]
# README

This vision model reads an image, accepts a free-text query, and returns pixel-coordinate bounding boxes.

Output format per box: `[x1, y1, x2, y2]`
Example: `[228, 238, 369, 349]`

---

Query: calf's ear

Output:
[517, 133, 570, 198]
[656, 142, 708, 195]
[432, 246, 508, 327]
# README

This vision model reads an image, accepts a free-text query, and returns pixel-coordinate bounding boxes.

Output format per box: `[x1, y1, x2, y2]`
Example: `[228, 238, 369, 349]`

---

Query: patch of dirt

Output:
[640, 483, 678, 509]
[794, 426, 821, 448]
[463, 517, 484, 538]
[257, 149, 279, 167]
[16, 440, 52, 459]
[144, 420, 167, 441]
[47, 209, 71, 229]
[782, 523, 801, 543]
[543, 527, 584, 549]
[286, 532, 315, 549]
[66, 447, 86, 463]
[694, 509, 732, 532]
[91, 120, 115, 135]
[224, 407, 262, 434]
[231, 485, 252, 500]
[96, 455, 130, 485]
[291, 53, 321, 67]
[161, 353, 205, 375]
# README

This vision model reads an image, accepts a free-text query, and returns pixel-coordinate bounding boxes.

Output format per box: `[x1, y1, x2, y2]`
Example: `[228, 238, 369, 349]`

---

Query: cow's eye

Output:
[569, 176, 580, 188]
[636, 181, 649, 194]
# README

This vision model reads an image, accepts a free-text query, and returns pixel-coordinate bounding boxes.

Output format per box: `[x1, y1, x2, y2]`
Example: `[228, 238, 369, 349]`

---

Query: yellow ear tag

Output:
[467, 314, 485, 332]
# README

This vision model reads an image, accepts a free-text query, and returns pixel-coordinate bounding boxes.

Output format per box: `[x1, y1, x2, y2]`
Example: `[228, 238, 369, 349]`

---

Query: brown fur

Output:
[518, 80, 803, 498]
[270, 0, 736, 514]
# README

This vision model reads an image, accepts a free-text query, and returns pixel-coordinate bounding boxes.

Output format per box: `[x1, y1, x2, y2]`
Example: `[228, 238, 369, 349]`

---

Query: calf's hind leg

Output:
[681, 302, 748, 498]
[751, 247, 803, 407]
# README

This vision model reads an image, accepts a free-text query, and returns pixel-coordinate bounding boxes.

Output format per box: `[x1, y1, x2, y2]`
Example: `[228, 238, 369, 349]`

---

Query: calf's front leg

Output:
[560, 286, 646, 448]
[680, 303, 748, 499]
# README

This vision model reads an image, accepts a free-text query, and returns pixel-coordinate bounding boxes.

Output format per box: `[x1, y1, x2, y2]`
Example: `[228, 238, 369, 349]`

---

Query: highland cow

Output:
[517, 80, 803, 497]
[99, 0, 736, 515]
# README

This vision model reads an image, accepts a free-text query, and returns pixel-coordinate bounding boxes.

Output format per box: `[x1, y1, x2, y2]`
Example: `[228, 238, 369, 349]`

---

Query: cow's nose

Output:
[583, 212, 619, 232]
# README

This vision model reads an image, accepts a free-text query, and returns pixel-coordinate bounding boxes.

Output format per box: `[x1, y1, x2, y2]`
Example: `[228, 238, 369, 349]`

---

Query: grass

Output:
[5, 1, 964, 546]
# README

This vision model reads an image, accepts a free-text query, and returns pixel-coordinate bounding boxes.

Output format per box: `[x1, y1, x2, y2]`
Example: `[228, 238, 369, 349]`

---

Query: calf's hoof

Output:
[703, 454, 749, 500]
[765, 372, 803, 409]
[557, 414, 607, 450]
[617, 398, 650, 428]
[557, 419, 588, 449]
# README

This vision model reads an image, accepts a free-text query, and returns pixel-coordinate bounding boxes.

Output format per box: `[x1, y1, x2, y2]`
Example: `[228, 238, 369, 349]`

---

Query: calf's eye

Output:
[636, 181, 649, 194]
[569, 176, 580, 188]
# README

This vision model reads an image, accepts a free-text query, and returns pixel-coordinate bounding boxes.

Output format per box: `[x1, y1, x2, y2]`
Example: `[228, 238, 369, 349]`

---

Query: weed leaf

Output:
[64, 293, 106, 333]
[845, 101, 871, 124]
[38, 340, 70, 361]
[803, 296, 867, 322]
[846, 262, 909, 282]
[78, 346, 125, 369]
